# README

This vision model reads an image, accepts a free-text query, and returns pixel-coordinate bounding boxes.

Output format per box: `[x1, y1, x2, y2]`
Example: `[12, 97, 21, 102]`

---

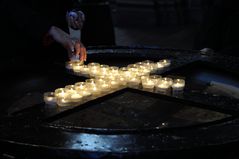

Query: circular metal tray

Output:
[0, 46, 239, 159]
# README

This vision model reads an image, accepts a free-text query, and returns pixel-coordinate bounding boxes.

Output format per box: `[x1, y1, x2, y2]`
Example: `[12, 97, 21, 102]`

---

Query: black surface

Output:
[0, 46, 239, 159]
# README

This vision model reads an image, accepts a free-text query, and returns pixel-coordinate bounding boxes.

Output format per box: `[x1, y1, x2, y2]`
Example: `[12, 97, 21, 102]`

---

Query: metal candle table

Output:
[0, 46, 239, 159]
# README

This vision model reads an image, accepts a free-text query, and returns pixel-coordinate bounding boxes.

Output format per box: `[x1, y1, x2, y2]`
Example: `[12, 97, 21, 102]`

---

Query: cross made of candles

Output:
[44, 60, 185, 107]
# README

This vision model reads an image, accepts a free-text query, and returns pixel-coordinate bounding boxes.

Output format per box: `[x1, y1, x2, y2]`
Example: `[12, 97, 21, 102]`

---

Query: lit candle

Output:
[55, 88, 67, 98]
[69, 93, 83, 103]
[72, 62, 84, 72]
[109, 66, 119, 74]
[150, 75, 162, 85]
[118, 76, 127, 86]
[66, 60, 83, 70]
[100, 65, 109, 76]
[142, 78, 155, 90]
[161, 77, 173, 86]
[86, 79, 96, 87]
[88, 85, 101, 97]
[56, 97, 72, 107]
[156, 62, 164, 69]
[80, 65, 89, 75]
[155, 81, 171, 94]
[75, 82, 86, 92]
[88, 62, 100, 70]
[89, 68, 100, 77]
[44, 92, 56, 105]
[127, 76, 141, 88]
[79, 90, 92, 101]
[109, 79, 120, 89]
[142, 60, 154, 66]
[141, 75, 150, 82]
[172, 79, 185, 91]
[65, 85, 77, 94]
[159, 59, 171, 67]
[99, 83, 110, 93]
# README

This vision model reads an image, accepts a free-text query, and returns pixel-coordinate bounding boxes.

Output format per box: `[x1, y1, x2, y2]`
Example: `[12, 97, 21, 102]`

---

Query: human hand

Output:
[48, 26, 87, 61]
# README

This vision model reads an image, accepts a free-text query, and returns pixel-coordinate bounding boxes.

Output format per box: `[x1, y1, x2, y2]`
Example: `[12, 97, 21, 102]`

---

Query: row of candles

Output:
[66, 59, 171, 78]
[44, 59, 185, 107]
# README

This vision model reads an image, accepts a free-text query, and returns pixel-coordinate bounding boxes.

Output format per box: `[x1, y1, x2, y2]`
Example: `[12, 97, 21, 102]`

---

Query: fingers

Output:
[80, 46, 87, 61]
[74, 41, 87, 61]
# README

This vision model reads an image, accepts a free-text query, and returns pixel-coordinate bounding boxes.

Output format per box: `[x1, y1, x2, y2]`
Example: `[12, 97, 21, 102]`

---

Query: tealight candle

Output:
[161, 77, 173, 86]
[118, 76, 127, 86]
[159, 59, 171, 67]
[65, 85, 77, 94]
[89, 85, 101, 97]
[172, 79, 185, 91]
[127, 76, 141, 88]
[155, 82, 171, 94]
[44, 92, 56, 105]
[56, 97, 72, 107]
[55, 88, 67, 98]
[72, 62, 84, 72]
[85, 79, 96, 87]
[88, 62, 100, 70]
[79, 90, 92, 101]
[155, 62, 165, 69]
[69, 93, 83, 103]
[99, 83, 110, 93]
[89, 68, 100, 77]
[65, 61, 75, 70]
[141, 75, 150, 82]
[142, 60, 154, 66]
[100, 65, 110, 75]
[142, 78, 155, 90]
[109, 66, 119, 74]
[109, 80, 120, 89]
[80, 65, 89, 75]
[150, 75, 162, 85]
[75, 82, 86, 91]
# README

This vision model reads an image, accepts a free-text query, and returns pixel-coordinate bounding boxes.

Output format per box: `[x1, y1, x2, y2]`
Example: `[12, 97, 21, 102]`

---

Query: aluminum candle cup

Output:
[142, 60, 154, 66]
[150, 75, 162, 85]
[79, 90, 92, 101]
[100, 65, 110, 76]
[54, 88, 67, 98]
[159, 59, 171, 67]
[109, 80, 120, 89]
[80, 65, 89, 75]
[56, 97, 72, 107]
[161, 77, 173, 86]
[89, 85, 102, 97]
[65, 61, 75, 70]
[65, 85, 77, 94]
[44, 92, 56, 105]
[69, 93, 83, 103]
[127, 76, 141, 88]
[109, 66, 119, 74]
[88, 63, 100, 70]
[172, 79, 185, 91]
[72, 61, 84, 72]
[99, 83, 110, 94]
[142, 78, 155, 91]
[155, 82, 171, 95]
[66, 60, 83, 70]
[118, 76, 127, 86]
[75, 82, 86, 92]
[89, 68, 100, 77]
